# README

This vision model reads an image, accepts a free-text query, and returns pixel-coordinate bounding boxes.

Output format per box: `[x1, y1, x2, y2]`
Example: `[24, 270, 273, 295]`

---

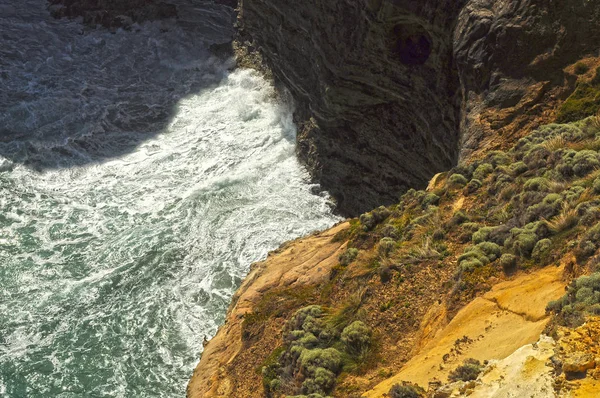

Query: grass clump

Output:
[359, 206, 391, 231]
[464, 179, 482, 195]
[524, 177, 551, 192]
[448, 358, 485, 382]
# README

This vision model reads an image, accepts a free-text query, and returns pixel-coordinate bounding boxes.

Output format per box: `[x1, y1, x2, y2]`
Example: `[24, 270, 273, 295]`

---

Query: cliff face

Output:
[237, 0, 465, 215]
[237, 0, 600, 216]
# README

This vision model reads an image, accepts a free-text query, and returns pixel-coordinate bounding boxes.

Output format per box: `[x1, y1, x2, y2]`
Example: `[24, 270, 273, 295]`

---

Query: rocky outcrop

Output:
[187, 222, 350, 397]
[236, 0, 600, 216]
[455, 0, 600, 160]
[236, 0, 465, 215]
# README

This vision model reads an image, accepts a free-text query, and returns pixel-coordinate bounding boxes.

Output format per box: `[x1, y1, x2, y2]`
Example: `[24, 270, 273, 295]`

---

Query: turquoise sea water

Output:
[0, 1, 339, 396]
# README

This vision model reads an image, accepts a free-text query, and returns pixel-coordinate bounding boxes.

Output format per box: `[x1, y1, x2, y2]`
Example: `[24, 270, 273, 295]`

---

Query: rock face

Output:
[237, 0, 465, 215]
[236, 0, 600, 216]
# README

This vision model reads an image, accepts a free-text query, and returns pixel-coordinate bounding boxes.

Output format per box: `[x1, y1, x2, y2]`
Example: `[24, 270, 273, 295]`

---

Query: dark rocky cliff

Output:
[236, 0, 600, 216]
[237, 0, 465, 215]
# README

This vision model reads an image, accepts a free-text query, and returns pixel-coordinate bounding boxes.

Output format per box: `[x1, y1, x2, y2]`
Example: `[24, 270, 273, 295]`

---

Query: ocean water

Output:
[0, 1, 340, 396]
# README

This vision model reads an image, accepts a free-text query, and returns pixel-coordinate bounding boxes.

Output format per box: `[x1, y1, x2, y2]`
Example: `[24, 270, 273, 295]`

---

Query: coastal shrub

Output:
[524, 194, 562, 223]
[532, 239, 552, 262]
[505, 224, 541, 258]
[340, 321, 371, 356]
[378, 238, 396, 257]
[432, 228, 446, 241]
[421, 193, 440, 208]
[511, 161, 528, 176]
[464, 179, 482, 195]
[473, 163, 494, 181]
[448, 173, 468, 188]
[547, 272, 600, 326]
[578, 202, 600, 226]
[339, 248, 359, 266]
[472, 226, 496, 244]
[301, 367, 336, 395]
[448, 210, 469, 227]
[299, 348, 343, 374]
[359, 206, 391, 231]
[593, 177, 600, 194]
[557, 150, 600, 178]
[388, 383, 424, 398]
[499, 253, 518, 272]
[523, 146, 552, 170]
[458, 242, 501, 273]
[448, 359, 484, 382]
[576, 223, 600, 262]
[486, 151, 511, 167]
[524, 177, 551, 192]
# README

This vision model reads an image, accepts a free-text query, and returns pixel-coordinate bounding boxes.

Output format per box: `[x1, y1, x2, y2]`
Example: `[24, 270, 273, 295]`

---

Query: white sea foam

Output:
[0, 1, 340, 396]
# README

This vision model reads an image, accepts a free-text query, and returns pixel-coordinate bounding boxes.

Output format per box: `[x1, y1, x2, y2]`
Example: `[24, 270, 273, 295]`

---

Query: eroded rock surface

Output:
[236, 0, 600, 216]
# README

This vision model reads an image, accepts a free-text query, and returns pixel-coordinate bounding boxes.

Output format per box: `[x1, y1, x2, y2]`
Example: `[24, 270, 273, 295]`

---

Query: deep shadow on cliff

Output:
[0, 0, 235, 171]
[235, 0, 600, 216]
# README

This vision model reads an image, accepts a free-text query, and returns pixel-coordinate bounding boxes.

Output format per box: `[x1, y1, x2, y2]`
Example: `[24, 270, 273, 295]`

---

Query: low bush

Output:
[524, 177, 551, 192]
[340, 321, 371, 356]
[339, 248, 359, 266]
[464, 179, 482, 195]
[448, 173, 468, 188]
[421, 193, 440, 208]
[510, 161, 528, 176]
[388, 383, 424, 398]
[547, 272, 600, 326]
[473, 163, 494, 181]
[448, 358, 484, 382]
[532, 238, 552, 262]
[378, 238, 396, 257]
[472, 226, 496, 244]
[499, 253, 518, 272]
[576, 223, 600, 262]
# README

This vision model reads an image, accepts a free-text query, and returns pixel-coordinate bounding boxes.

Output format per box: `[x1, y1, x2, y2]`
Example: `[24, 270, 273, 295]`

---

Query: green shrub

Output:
[593, 177, 600, 194]
[464, 179, 482, 195]
[299, 348, 343, 373]
[532, 239, 552, 262]
[448, 173, 468, 188]
[432, 228, 446, 241]
[524, 177, 551, 192]
[499, 253, 518, 272]
[359, 206, 391, 231]
[475, 242, 502, 261]
[449, 210, 469, 226]
[378, 238, 396, 257]
[524, 146, 552, 170]
[459, 258, 484, 273]
[339, 248, 359, 266]
[486, 151, 511, 167]
[301, 367, 336, 395]
[505, 225, 541, 258]
[577, 223, 600, 262]
[473, 163, 494, 181]
[511, 161, 528, 175]
[448, 358, 484, 382]
[421, 193, 440, 208]
[547, 272, 600, 326]
[340, 321, 371, 356]
[388, 383, 424, 398]
[472, 226, 496, 244]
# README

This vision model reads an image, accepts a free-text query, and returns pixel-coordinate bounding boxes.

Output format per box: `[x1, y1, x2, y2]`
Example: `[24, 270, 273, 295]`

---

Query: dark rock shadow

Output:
[0, 0, 236, 171]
